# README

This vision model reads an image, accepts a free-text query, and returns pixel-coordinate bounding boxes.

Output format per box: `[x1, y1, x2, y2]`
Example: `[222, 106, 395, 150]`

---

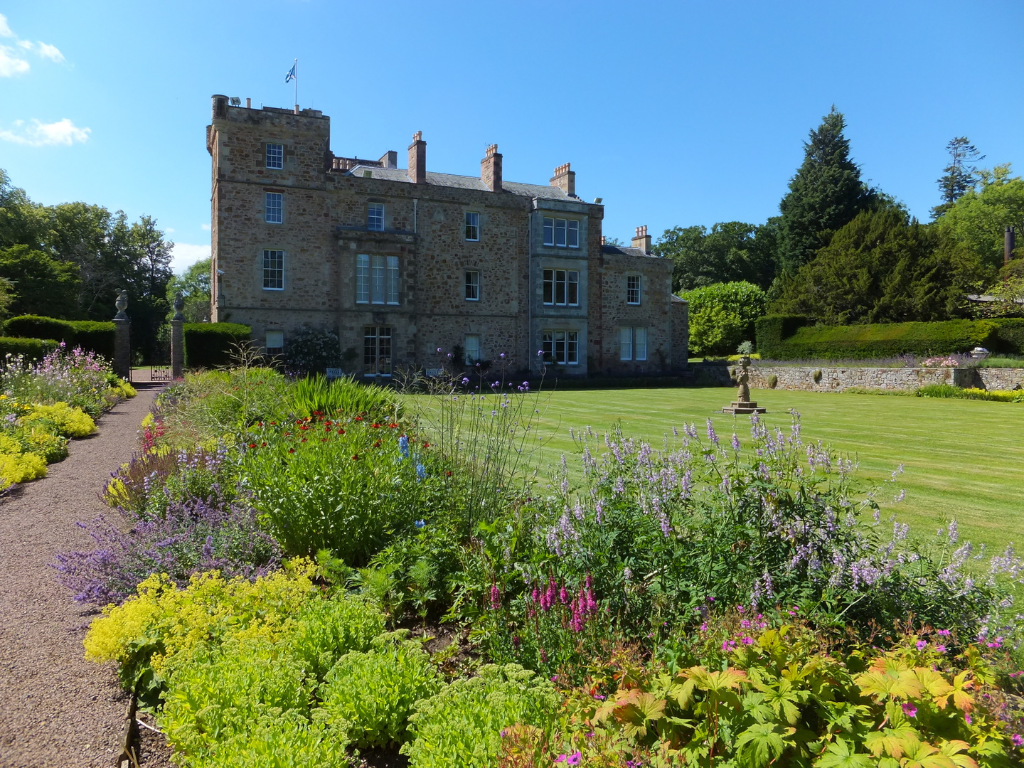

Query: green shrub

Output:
[679, 281, 767, 356]
[4, 315, 76, 344]
[316, 633, 441, 748]
[0, 336, 58, 361]
[70, 320, 115, 359]
[992, 318, 1024, 354]
[282, 326, 343, 374]
[183, 322, 251, 369]
[289, 374, 401, 421]
[160, 639, 313, 758]
[401, 664, 559, 768]
[917, 384, 1024, 402]
[4, 316, 115, 358]
[756, 315, 998, 360]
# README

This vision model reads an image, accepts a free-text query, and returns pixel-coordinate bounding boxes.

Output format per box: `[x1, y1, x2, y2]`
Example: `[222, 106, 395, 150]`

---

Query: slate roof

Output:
[344, 165, 580, 201]
[601, 245, 660, 259]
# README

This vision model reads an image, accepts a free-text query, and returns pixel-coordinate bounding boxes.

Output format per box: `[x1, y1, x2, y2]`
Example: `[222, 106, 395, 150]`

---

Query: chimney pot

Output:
[632, 225, 652, 255]
[550, 162, 576, 197]
[245, 97, 251, 109]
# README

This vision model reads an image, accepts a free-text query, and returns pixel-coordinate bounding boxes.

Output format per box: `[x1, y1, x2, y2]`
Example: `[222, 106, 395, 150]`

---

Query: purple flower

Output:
[916, 640, 927, 650]
[1012, 734, 1022, 747]
[902, 702, 917, 718]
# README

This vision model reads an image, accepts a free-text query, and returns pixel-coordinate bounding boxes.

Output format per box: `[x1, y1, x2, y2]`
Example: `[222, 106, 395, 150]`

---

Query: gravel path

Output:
[0, 386, 168, 768]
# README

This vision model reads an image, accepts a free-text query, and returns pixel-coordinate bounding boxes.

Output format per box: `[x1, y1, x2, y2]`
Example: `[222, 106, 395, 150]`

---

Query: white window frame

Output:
[627, 275, 641, 305]
[464, 334, 481, 364]
[465, 211, 480, 241]
[465, 270, 480, 301]
[356, 254, 370, 303]
[541, 330, 579, 365]
[364, 326, 392, 377]
[265, 330, 284, 355]
[567, 220, 580, 248]
[367, 202, 385, 231]
[266, 143, 284, 169]
[262, 250, 284, 291]
[265, 192, 283, 224]
[619, 327, 648, 361]
[387, 256, 399, 305]
[542, 269, 580, 307]
[542, 217, 580, 249]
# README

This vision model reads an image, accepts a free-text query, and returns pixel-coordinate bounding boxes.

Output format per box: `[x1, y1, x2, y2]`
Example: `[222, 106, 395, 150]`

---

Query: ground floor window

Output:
[464, 333, 481, 364]
[542, 330, 579, 365]
[265, 330, 284, 356]
[619, 327, 647, 361]
[364, 326, 392, 376]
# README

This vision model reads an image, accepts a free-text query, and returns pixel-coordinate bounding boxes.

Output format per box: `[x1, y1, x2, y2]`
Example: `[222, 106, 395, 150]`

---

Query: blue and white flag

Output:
[284, 63, 296, 84]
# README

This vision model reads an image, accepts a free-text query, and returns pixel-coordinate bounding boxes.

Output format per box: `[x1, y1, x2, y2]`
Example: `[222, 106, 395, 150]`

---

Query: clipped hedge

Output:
[4, 315, 116, 359]
[991, 318, 1024, 355]
[0, 336, 59, 361]
[755, 315, 1000, 360]
[183, 323, 251, 369]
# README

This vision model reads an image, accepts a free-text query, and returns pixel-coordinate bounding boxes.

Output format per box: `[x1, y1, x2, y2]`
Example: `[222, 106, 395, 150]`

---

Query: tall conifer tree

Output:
[930, 137, 984, 219]
[777, 107, 872, 275]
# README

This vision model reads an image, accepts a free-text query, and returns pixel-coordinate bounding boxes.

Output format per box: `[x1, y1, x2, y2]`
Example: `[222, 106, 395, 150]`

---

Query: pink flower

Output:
[741, 636, 754, 645]
[937, 629, 951, 636]
[902, 703, 918, 718]
[916, 640, 927, 650]
[1012, 734, 1023, 747]
[936, 644, 947, 654]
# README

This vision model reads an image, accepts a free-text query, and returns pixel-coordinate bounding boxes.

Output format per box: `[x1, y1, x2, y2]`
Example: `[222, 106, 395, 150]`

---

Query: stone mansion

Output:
[206, 94, 688, 377]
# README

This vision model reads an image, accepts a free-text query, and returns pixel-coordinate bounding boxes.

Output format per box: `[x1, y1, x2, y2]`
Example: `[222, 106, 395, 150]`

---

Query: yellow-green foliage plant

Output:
[0, 451, 47, 488]
[84, 561, 319, 699]
[20, 402, 96, 437]
[19, 427, 68, 462]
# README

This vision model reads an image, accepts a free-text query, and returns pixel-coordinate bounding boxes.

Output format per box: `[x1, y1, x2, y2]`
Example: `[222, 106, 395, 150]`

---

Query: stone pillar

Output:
[113, 290, 131, 382]
[171, 292, 184, 379]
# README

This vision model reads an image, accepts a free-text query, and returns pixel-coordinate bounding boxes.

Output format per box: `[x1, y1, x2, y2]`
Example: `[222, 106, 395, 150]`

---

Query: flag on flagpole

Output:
[284, 63, 296, 84]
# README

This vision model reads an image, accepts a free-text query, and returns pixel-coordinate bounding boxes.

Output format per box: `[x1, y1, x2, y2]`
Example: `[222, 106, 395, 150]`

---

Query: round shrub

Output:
[679, 281, 767, 357]
[282, 326, 342, 375]
[20, 402, 96, 437]
[0, 450, 47, 487]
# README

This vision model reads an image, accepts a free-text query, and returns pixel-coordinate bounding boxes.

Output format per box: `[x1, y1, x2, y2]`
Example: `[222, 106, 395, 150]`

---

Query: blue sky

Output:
[2, 0, 1022, 273]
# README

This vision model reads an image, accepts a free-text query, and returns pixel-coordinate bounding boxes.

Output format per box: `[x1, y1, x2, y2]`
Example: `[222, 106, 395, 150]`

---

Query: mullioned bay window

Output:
[356, 254, 399, 305]
[543, 269, 579, 306]
[542, 217, 580, 248]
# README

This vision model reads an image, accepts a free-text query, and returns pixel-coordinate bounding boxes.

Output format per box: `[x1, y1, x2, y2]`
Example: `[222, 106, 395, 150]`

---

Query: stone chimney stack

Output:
[409, 131, 426, 184]
[632, 225, 651, 254]
[379, 150, 398, 170]
[550, 162, 575, 197]
[481, 144, 502, 192]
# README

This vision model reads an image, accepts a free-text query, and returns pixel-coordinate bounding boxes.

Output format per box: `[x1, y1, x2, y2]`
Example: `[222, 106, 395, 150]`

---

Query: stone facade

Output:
[728, 365, 1024, 392]
[207, 95, 686, 378]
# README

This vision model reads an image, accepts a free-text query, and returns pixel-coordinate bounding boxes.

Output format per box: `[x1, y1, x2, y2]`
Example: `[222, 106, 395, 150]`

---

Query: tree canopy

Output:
[0, 169, 173, 361]
[679, 281, 767, 357]
[654, 220, 778, 292]
[931, 137, 985, 219]
[166, 258, 212, 323]
[777, 107, 874, 275]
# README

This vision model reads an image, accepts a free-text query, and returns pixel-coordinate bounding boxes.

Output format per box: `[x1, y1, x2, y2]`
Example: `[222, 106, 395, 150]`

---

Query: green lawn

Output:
[415, 386, 1024, 552]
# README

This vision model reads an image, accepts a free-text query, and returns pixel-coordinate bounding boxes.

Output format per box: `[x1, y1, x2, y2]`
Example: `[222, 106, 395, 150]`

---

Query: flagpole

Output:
[293, 58, 298, 109]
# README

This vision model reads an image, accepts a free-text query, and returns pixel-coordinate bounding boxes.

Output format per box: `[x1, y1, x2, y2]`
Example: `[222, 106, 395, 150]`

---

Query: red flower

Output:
[270, 421, 277, 425]
[288, 448, 295, 454]
[446, 471, 452, 476]
[248, 443, 257, 448]
[261, 442, 267, 447]
[337, 429, 345, 435]
[423, 442, 430, 448]
[258, 422, 263, 427]
[371, 423, 381, 429]
[355, 416, 364, 422]
[352, 454, 359, 460]
[373, 440, 381, 447]
[388, 423, 399, 428]
[301, 438, 307, 443]
[284, 432, 291, 437]
[322, 438, 328, 442]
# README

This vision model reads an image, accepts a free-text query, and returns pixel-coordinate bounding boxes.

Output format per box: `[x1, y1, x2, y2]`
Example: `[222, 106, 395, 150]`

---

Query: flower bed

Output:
[0, 344, 134, 491]
[59, 359, 1024, 766]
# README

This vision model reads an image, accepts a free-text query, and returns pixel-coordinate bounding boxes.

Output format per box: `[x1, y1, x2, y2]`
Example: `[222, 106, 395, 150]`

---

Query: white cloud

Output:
[165, 227, 175, 234]
[0, 45, 29, 77]
[36, 42, 64, 63]
[0, 15, 64, 70]
[0, 118, 91, 147]
[200, 223, 211, 231]
[170, 243, 211, 275]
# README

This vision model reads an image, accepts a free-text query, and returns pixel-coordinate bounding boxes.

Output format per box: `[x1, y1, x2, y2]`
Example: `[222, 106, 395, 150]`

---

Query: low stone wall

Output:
[723, 365, 1024, 392]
